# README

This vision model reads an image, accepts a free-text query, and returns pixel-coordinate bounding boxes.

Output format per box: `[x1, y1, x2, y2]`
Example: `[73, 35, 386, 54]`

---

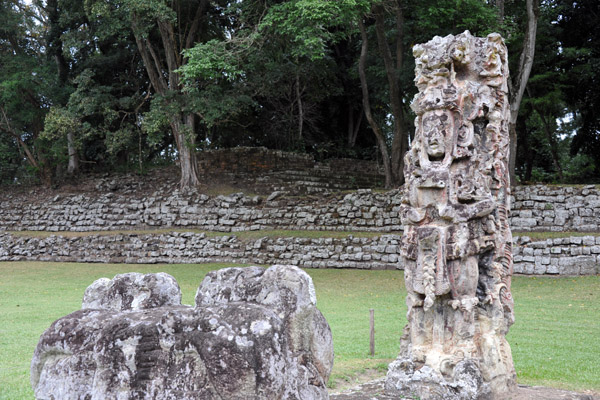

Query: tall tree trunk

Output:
[347, 105, 363, 147]
[374, 3, 406, 186]
[171, 113, 200, 188]
[508, 0, 539, 185]
[295, 72, 304, 140]
[497, 0, 505, 24]
[130, 1, 208, 188]
[358, 19, 392, 188]
[47, 0, 79, 175]
[67, 131, 79, 174]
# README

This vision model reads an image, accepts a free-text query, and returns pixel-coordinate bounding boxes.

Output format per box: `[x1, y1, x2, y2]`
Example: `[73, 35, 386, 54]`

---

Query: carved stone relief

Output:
[386, 31, 516, 399]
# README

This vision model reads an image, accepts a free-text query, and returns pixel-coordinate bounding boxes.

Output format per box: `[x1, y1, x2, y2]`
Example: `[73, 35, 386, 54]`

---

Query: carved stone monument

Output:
[31, 266, 333, 399]
[386, 31, 516, 399]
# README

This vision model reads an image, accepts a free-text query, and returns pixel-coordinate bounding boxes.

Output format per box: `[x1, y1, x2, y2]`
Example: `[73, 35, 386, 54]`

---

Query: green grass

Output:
[513, 231, 600, 240]
[0, 263, 599, 399]
[508, 275, 600, 391]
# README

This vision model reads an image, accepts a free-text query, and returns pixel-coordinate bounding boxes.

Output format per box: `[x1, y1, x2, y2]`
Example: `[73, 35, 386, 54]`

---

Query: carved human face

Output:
[422, 111, 451, 160]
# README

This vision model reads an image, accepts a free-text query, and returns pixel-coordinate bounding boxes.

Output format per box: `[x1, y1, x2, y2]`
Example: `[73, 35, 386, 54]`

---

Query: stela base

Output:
[386, 358, 516, 400]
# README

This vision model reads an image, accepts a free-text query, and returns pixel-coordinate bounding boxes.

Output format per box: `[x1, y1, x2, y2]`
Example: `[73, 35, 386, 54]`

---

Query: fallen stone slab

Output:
[31, 265, 333, 399]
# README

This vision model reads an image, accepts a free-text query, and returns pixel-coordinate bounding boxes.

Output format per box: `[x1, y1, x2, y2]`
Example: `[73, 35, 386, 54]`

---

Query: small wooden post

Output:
[369, 308, 375, 356]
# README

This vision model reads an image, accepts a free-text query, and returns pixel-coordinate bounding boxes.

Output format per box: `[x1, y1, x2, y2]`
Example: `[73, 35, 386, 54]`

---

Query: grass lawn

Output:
[0, 262, 599, 399]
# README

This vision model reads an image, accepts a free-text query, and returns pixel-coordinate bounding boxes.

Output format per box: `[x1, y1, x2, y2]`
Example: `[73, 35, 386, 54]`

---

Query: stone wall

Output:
[2, 231, 599, 275]
[2, 185, 600, 234]
[511, 184, 600, 232]
[513, 235, 600, 275]
[0, 189, 404, 233]
[0, 232, 402, 270]
[198, 147, 385, 193]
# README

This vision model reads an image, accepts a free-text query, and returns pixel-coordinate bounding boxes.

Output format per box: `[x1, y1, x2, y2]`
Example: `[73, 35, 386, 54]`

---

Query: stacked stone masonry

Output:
[2, 185, 600, 233]
[1, 232, 599, 275]
[513, 235, 600, 275]
[197, 146, 385, 194]
[0, 190, 404, 233]
[0, 232, 402, 270]
[511, 184, 600, 232]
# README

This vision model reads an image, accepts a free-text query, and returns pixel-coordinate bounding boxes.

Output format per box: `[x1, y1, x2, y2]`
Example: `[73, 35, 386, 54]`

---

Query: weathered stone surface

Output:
[82, 272, 181, 311]
[1, 231, 597, 274]
[1, 178, 600, 234]
[31, 266, 333, 399]
[387, 31, 516, 399]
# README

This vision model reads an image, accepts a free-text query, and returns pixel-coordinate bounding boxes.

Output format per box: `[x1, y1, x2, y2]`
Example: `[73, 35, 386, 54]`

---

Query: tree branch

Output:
[358, 18, 392, 188]
[157, 19, 180, 90]
[510, 0, 539, 124]
[132, 13, 168, 94]
[0, 106, 39, 169]
[185, 0, 210, 50]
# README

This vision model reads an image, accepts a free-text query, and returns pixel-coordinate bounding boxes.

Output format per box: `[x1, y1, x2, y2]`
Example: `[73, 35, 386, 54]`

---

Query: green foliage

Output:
[181, 39, 246, 83]
[259, 0, 369, 61]
[1, 0, 600, 183]
[41, 107, 80, 142]
[141, 97, 172, 146]
[411, 0, 499, 38]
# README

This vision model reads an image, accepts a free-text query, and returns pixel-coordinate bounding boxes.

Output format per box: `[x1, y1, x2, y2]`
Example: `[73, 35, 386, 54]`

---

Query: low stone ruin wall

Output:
[0, 185, 600, 233]
[511, 184, 600, 232]
[0, 232, 402, 270]
[2, 232, 599, 275]
[0, 190, 404, 233]
[1, 184, 600, 234]
[198, 146, 385, 193]
[513, 235, 600, 275]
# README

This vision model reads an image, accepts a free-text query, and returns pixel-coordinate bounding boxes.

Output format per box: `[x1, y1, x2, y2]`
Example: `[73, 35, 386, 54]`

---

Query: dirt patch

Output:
[329, 369, 387, 395]
[329, 377, 600, 400]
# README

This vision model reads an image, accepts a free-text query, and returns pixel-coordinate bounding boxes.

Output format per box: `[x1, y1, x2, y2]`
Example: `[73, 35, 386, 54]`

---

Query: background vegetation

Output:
[1, 0, 598, 187]
[1, 262, 599, 399]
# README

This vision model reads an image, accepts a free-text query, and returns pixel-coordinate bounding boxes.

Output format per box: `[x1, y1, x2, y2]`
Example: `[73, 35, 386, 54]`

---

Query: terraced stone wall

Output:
[198, 147, 385, 193]
[2, 232, 599, 275]
[511, 185, 600, 232]
[0, 190, 404, 233]
[2, 185, 600, 233]
[0, 232, 402, 270]
[513, 235, 600, 275]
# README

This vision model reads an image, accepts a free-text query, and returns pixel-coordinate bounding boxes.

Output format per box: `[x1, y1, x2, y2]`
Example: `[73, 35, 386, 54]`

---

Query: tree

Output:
[504, 0, 540, 185]
[358, 1, 407, 188]
[0, 0, 54, 185]
[558, 0, 600, 179]
[181, 0, 370, 154]
[357, 0, 499, 188]
[87, 0, 227, 188]
[44, 0, 81, 174]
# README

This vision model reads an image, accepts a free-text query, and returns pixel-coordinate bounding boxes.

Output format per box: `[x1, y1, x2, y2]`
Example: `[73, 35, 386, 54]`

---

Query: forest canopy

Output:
[0, 0, 598, 187]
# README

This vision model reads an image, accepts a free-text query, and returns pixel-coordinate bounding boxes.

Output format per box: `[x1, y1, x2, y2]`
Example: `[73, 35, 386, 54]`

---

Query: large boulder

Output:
[31, 266, 334, 399]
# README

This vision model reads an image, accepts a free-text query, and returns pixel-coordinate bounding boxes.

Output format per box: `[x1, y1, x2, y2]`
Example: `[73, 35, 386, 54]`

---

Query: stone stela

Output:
[386, 31, 516, 399]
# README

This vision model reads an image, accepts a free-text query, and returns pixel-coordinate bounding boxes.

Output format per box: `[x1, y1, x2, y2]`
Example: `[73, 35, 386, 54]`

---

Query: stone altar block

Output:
[385, 31, 516, 399]
[31, 266, 333, 399]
